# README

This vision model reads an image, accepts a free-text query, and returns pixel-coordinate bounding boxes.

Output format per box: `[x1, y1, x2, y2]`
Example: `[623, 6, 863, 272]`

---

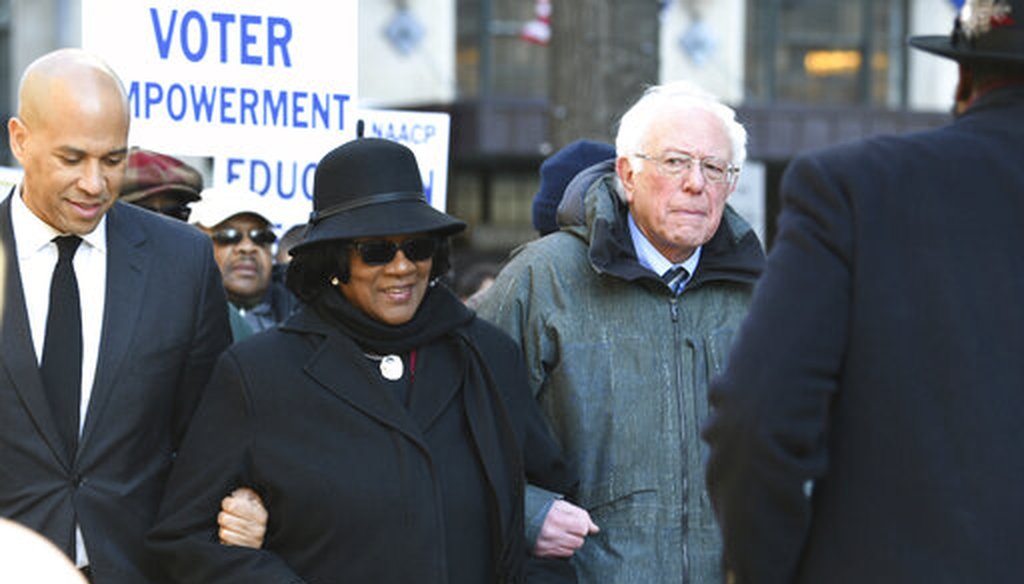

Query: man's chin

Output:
[226, 283, 265, 303]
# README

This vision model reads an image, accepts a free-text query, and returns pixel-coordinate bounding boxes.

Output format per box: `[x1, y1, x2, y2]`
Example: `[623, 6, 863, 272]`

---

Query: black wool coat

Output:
[148, 305, 577, 583]
[704, 86, 1024, 583]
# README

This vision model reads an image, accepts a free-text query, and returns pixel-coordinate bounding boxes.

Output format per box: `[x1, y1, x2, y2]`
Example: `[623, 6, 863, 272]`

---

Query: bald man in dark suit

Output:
[0, 48, 231, 583]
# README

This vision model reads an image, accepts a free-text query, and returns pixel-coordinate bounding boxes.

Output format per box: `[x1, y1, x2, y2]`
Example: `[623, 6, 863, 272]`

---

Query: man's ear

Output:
[725, 181, 738, 198]
[8, 117, 28, 164]
[616, 155, 636, 203]
[954, 63, 973, 114]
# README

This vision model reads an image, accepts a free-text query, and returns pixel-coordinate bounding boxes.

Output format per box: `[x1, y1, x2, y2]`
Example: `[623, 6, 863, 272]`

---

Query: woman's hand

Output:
[218, 487, 268, 548]
[533, 500, 600, 557]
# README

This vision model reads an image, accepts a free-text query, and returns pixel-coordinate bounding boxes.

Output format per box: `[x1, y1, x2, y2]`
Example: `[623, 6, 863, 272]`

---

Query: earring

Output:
[330, 276, 340, 287]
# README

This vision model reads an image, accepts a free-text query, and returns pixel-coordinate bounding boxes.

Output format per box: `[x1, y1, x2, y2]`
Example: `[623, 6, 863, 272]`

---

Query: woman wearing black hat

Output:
[148, 138, 578, 583]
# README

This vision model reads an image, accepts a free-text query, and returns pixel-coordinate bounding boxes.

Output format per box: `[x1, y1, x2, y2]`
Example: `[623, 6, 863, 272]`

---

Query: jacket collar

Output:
[0, 197, 151, 465]
[79, 202, 148, 454]
[281, 306, 437, 452]
[281, 305, 471, 435]
[565, 170, 764, 291]
[960, 83, 1024, 119]
[280, 304, 336, 336]
[0, 192, 70, 465]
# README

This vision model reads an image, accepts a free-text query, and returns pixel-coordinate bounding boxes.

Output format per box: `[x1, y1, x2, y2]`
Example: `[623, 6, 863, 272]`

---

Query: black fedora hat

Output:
[909, 0, 1024, 63]
[292, 138, 465, 254]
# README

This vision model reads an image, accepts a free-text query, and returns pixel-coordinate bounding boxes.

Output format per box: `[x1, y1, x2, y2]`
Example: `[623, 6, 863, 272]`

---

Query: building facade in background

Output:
[0, 0, 956, 256]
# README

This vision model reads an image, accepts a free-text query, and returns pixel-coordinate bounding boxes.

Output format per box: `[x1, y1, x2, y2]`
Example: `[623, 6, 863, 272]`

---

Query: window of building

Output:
[456, 0, 548, 98]
[0, 0, 11, 165]
[745, 0, 910, 108]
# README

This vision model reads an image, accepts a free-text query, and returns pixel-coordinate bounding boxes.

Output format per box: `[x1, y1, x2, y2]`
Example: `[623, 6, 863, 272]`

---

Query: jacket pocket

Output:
[585, 486, 659, 527]
[704, 326, 739, 380]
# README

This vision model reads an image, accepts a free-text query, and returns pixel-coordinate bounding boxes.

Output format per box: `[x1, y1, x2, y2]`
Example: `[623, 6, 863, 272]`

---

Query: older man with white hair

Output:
[476, 81, 764, 583]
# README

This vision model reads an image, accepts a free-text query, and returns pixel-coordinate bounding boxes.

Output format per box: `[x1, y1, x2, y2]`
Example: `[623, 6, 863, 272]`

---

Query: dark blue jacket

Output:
[704, 87, 1024, 583]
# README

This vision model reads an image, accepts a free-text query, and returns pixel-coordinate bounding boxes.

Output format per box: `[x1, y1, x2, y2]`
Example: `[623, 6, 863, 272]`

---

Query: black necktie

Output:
[662, 266, 689, 295]
[40, 235, 83, 459]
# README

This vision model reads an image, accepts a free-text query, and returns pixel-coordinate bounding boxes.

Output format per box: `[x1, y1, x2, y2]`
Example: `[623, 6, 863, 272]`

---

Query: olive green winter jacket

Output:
[476, 165, 763, 583]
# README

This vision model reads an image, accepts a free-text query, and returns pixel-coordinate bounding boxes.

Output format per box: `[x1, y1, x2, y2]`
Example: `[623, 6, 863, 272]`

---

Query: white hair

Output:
[614, 80, 747, 170]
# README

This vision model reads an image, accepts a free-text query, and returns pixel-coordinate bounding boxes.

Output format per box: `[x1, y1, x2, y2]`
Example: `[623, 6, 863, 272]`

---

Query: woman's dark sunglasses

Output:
[211, 227, 278, 247]
[351, 237, 438, 265]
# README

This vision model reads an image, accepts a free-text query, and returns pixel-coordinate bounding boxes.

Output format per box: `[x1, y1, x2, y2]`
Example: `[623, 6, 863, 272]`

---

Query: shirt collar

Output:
[11, 183, 108, 258]
[627, 211, 701, 279]
[236, 299, 273, 317]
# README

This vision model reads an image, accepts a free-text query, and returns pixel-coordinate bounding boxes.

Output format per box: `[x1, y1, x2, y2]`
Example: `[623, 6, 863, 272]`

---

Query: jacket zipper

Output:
[669, 294, 691, 575]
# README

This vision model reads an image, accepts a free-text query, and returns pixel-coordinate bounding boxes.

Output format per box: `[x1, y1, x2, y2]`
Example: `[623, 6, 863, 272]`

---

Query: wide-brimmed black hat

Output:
[292, 138, 465, 254]
[909, 0, 1024, 63]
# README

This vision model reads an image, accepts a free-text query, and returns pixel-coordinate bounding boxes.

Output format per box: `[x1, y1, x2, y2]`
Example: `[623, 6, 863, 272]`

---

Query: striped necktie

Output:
[662, 265, 689, 295]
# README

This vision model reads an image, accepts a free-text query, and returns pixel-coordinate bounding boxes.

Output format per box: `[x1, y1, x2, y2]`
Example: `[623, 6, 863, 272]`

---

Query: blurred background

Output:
[0, 0, 959, 268]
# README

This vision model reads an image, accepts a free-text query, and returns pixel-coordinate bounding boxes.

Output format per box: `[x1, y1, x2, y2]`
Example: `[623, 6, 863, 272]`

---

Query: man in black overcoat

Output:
[703, 1, 1024, 582]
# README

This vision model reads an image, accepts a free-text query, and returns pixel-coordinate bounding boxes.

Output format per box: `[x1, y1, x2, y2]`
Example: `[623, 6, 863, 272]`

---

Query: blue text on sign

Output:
[368, 122, 437, 145]
[149, 8, 293, 66]
[128, 81, 350, 130]
[225, 157, 435, 204]
[226, 157, 317, 201]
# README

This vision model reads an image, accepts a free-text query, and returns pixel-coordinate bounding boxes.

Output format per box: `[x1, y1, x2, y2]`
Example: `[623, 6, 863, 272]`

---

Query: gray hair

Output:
[615, 80, 747, 170]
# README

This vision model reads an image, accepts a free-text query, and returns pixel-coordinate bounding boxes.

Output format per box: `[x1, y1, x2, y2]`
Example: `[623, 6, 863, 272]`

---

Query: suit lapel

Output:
[0, 193, 69, 466]
[303, 326, 432, 453]
[78, 203, 147, 452]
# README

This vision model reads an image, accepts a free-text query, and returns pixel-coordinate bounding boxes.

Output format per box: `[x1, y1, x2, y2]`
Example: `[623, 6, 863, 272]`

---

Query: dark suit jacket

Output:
[0, 195, 232, 583]
[704, 86, 1024, 583]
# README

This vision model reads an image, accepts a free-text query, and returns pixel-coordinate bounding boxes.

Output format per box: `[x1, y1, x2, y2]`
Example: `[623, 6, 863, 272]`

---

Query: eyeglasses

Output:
[350, 237, 438, 265]
[634, 152, 739, 185]
[210, 227, 277, 247]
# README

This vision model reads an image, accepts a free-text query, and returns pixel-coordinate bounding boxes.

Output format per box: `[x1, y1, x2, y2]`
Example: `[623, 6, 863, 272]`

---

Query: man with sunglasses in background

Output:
[191, 187, 297, 341]
[119, 147, 203, 222]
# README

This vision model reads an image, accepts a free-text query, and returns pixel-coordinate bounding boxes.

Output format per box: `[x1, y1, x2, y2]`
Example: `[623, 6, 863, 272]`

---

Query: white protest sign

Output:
[359, 109, 451, 214]
[82, 1, 454, 230]
[211, 108, 451, 231]
[83, 0, 358, 158]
